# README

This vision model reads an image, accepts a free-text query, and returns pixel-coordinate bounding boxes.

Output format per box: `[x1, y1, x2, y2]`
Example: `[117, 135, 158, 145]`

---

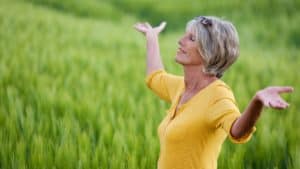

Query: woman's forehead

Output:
[185, 27, 196, 36]
[185, 20, 197, 34]
[185, 20, 195, 31]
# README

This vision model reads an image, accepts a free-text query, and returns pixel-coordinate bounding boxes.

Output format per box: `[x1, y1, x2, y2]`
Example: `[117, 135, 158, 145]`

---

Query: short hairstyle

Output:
[186, 16, 239, 78]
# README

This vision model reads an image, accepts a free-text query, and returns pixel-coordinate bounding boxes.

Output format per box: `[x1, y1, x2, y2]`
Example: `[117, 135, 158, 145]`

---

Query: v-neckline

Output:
[171, 79, 221, 118]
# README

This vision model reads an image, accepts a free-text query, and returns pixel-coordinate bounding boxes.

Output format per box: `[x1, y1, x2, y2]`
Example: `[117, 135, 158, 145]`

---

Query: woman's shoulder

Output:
[210, 80, 236, 101]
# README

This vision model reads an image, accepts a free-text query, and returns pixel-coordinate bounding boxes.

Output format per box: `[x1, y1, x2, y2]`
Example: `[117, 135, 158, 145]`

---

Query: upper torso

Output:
[145, 70, 254, 169]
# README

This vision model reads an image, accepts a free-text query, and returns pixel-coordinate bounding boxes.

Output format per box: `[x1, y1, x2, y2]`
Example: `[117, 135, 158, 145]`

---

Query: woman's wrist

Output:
[146, 31, 158, 39]
[253, 91, 264, 107]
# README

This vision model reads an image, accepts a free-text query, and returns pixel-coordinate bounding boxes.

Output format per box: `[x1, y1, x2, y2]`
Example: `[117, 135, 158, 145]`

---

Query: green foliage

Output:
[24, 0, 124, 21]
[24, 0, 300, 31]
[0, 0, 299, 169]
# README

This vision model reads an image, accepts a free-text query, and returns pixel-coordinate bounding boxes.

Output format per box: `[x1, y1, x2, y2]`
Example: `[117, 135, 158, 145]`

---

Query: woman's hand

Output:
[134, 22, 166, 74]
[134, 22, 166, 37]
[231, 86, 293, 139]
[255, 86, 294, 109]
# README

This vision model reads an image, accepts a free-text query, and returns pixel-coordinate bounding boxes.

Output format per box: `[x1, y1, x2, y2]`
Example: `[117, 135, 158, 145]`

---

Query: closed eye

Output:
[189, 35, 196, 41]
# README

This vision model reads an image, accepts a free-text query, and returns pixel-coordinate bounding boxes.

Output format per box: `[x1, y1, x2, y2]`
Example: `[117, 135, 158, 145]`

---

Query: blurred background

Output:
[0, 0, 299, 168]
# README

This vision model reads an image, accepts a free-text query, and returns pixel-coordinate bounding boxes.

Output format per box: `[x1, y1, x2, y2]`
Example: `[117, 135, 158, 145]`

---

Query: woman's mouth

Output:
[178, 47, 186, 53]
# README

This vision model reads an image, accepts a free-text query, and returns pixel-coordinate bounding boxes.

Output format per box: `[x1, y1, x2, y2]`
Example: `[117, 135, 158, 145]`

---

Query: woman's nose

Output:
[178, 37, 184, 46]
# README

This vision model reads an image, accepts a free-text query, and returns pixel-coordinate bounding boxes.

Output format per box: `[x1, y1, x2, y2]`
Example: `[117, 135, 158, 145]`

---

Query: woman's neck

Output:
[183, 65, 218, 92]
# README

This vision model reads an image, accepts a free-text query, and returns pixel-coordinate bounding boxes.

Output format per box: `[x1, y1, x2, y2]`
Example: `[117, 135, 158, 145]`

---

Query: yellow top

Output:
[145, 70, 255, 169]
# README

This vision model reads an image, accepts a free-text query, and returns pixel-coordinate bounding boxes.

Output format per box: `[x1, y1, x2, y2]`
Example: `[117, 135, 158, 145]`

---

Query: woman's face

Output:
[175, 29, 203, 66]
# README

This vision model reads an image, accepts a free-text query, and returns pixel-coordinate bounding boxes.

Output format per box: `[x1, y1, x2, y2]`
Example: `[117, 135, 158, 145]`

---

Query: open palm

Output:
[256, 86, 294, 109]
[134, 22, 166, 36]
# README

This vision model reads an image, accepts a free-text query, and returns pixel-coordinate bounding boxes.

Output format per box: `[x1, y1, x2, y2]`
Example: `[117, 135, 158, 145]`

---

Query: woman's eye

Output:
[190, 36, 195, 41]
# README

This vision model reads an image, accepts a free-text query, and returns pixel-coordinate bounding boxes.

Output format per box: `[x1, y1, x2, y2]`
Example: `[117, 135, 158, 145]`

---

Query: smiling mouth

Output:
[178, 47, 186, 53]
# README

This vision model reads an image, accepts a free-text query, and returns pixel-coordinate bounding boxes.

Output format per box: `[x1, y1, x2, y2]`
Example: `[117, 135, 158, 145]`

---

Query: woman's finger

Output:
[269, 101, 284, 109]
[135, 23, 147, 29]
[279, 99, 289, 108]
[269, 99, 289, 109]
[276, 100, 288, 108]
[134, 24, 148, 33]
[159, 21, 167, 30]
[134, 26, 145, 32]
[274, 86, 294, 93]
[145, 22, 152, 28]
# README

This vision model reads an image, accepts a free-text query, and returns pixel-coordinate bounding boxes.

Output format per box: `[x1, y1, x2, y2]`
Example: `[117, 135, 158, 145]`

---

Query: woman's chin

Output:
[175, 57, 182, 64]
[175, 55, 185, 65]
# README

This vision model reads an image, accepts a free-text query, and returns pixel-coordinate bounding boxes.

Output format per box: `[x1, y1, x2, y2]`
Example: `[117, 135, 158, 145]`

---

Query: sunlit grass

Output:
[0, 0, 299, 169]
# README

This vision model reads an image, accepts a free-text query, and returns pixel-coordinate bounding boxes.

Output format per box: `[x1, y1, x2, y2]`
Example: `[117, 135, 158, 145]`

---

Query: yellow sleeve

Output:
[145, 69, 183, 103]
[209, 98, 256, 144]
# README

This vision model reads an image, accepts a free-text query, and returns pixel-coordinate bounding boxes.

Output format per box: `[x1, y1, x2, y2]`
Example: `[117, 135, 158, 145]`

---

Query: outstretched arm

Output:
[134, 22, 166, 75]
[230, 86, 294, 139]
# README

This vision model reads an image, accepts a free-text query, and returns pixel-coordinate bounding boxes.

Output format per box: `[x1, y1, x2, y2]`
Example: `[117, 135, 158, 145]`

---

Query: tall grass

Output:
[0, 0, 299, 169]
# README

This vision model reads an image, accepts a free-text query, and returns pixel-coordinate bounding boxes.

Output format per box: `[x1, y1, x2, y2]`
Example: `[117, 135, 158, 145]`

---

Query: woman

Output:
[134, 16, 293, 169]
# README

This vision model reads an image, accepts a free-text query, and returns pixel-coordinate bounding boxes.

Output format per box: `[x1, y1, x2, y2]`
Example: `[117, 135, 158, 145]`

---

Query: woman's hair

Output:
[186, 16, 239, 78]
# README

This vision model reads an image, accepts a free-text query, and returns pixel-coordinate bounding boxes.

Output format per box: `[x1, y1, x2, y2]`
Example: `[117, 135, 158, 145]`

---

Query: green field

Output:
[0, 0, 299, 168]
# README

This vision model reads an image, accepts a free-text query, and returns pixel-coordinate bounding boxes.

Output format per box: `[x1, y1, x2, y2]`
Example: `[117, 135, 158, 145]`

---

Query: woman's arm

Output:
[134, 22, 166, 75]
[230, 86, 294, 139]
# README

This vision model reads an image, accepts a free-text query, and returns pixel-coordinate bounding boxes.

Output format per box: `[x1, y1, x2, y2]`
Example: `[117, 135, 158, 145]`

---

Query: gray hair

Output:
[186, 16, 239, 78]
